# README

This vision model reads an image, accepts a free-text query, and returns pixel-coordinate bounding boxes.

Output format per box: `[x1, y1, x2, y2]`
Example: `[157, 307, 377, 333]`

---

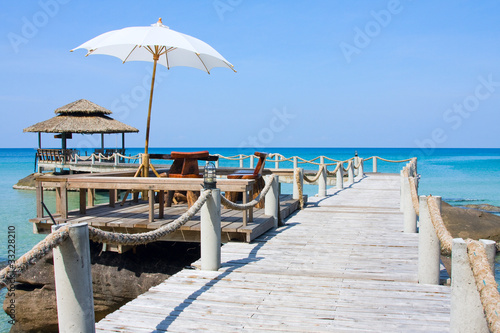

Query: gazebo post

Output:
[61, 133, 67, 150]
[101, 133, 105, 150]
[38, 132, 41, 149]
[122, 133, 125, 151]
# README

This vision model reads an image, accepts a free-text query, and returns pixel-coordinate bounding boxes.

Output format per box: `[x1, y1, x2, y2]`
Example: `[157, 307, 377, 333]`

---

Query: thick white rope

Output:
[220, 175, 275, 210]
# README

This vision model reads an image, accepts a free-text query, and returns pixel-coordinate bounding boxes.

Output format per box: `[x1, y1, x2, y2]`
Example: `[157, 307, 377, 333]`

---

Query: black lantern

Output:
[204, 161, 217, 189]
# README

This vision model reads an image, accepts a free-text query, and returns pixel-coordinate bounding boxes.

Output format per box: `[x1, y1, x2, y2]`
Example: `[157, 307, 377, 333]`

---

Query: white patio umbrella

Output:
[71, 18, 235, 176]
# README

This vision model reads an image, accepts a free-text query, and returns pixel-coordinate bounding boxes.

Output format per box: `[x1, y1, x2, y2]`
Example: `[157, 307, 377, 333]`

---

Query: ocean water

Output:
[1, 147, 500, 331]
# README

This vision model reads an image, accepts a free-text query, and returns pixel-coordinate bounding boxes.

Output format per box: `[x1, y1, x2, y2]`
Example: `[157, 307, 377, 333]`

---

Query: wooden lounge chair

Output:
[225, 152, 268, 209]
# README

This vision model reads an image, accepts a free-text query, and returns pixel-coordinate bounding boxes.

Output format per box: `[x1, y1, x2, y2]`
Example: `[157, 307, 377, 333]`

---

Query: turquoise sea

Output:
[1, 147, 500, 331]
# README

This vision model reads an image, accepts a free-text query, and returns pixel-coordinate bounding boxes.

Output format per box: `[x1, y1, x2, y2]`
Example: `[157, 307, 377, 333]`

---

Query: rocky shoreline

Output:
[3, 241, 201, 333]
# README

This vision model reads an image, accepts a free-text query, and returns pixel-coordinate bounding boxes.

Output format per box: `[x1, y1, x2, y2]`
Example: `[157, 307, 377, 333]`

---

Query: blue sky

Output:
[1, 0, 499, 149]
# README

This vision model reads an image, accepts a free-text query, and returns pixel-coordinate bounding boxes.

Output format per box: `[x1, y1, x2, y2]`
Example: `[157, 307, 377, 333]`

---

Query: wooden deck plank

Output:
[94, 174, 450, 331]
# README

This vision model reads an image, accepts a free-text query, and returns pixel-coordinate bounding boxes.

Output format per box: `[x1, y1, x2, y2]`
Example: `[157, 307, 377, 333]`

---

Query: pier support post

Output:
[318, 157, 327, 198]
[336, 162, 344, 190]
[348, 160, 354, 185]
[265, 176, 280, 227]
[293, 168, 303, 200]
[52, 222, 95, 333]
[450, 238, 494, 333]
[201, 189, 221, 271]
[418, 195, 440, 284]
[403, 177, 417, 233]
[373, 157, 378, 173]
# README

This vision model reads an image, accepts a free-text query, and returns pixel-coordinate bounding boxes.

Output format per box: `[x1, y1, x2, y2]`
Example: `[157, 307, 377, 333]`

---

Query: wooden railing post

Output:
[418, 195, 440, 284]
[52, 222, 95, 333]
[354, 153, 359, 176]
[293, 168, 303, 200]
[201, 189, 221, 271]
[274, 154, 279, 169]
[91, 154, 95, 165]
[373, 156, 378, 173]
[450, 238, 495, 333]
[293, 156, 298, 169]
[114, 153, 119, 166]
[239, 154, 244, 168]
[36, 180, 44, 218]
[336, 162, 343, 190]
[265, 176, 280, 228]
[318, 157, 326, 197]
[403, 177, 417, 233]
[249, 155, 254, 169]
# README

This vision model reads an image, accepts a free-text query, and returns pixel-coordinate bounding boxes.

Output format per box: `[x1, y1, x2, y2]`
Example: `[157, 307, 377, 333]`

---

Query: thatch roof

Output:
[23, 99, 139, 134]
[54, 99, 112, 115]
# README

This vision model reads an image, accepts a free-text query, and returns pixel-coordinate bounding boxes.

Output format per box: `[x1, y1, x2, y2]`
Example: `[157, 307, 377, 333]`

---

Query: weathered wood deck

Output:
[30, 194, 303, 244]
[95, 174, 451, 332]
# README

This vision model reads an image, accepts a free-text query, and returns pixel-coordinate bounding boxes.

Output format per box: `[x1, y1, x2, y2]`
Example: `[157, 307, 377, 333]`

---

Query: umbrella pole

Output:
[141, 57, 159, 181]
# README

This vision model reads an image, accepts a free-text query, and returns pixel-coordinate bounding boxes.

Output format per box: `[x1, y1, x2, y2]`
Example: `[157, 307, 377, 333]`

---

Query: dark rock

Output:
[3, 241, 200, 332]
[441, 202, 500, 243]
[462, 203, 500, 213]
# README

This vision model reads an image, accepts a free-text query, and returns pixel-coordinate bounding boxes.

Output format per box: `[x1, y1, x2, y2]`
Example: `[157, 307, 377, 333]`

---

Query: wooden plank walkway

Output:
[96, 174, 451, 332]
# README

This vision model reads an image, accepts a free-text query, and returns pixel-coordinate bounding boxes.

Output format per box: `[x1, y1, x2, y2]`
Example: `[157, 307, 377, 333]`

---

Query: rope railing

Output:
[88, 189, 211, 245]
[408, 176, 420, 215]
[326, 163, 342, 177]
[427, 196, 453, 255]
[466, 239, 500, 333]
[0, 190, 213, 287]
[0, 225, 70, 286]
[302, 165, 325, 183]
[220, 175, 275, 210]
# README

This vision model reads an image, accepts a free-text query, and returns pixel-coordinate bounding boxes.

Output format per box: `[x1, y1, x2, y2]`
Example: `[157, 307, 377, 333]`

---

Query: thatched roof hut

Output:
[23, 99, 138, 150]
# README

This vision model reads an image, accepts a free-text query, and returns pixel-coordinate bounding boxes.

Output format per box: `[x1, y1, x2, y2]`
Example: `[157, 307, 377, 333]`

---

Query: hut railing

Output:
[36, 149, 80, 163]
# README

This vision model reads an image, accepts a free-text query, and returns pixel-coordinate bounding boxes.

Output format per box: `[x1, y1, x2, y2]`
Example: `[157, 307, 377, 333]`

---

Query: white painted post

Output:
[336, 162, 344, 190]
[400, 170, 405, 212]
[265, 176, 280, 228]
[348, 160, 354, 184]
[354, 153, 359, 176]
[373, 157, 378, 173]
[450, 238, 490, 333]
[201, 189, 221, 271]
[274, 154, 279, 169]
[358, 159, 364, 178]
[293, 168, 303, 200]
[249, 155, 254, 169]
[318, 163, 327, 198]
[114, 153, 119, 166]
[293, 156, 298, 169]
[215, 158, 219, 168]
[52, 222, 95, 333]
[98, 154, 102, 163]
[418, 195, 441, 284]
[91, 154, 95, 165]
[239, 154, 243, 168]
[480, 239, 496, 275]
[403, 177, 417, 233]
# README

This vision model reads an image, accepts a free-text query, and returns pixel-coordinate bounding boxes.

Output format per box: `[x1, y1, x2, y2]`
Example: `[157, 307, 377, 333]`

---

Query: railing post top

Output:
[479, 239, 496, 246]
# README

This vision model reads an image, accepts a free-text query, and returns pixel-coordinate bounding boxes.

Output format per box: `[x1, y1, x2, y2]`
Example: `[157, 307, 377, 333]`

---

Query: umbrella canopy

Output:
[71, 18, 235, 177]
[72, 18, 235, 74]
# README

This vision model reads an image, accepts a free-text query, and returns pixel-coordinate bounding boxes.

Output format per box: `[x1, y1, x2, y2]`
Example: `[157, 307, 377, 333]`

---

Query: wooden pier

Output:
[95, 173, 452, 332]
